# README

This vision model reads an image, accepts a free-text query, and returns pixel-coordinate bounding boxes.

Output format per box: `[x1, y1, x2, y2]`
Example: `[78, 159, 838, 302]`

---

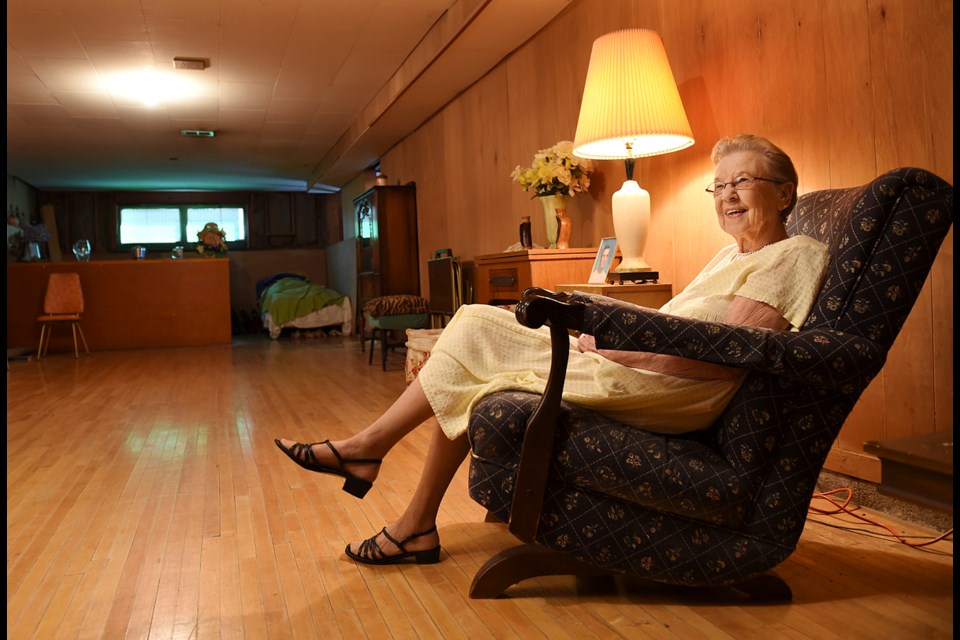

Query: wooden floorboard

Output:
[7, 335, 954, 639]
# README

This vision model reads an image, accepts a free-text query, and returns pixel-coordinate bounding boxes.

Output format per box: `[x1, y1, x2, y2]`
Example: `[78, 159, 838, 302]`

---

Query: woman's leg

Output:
[277, 377, 436, 486]
[346, 419, 471, 557]
[278, 374, 471, 557]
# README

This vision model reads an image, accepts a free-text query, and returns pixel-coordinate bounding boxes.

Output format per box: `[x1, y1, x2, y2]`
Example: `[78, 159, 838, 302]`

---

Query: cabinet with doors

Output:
[354, 185, 420, 334]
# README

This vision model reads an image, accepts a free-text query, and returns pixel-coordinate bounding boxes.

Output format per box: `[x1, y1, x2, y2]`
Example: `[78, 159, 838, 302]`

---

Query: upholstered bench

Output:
[362, 295, 430, 370]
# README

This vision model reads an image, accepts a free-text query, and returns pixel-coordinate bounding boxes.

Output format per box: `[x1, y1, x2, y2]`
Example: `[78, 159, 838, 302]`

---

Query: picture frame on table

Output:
[588, 237, 618, 284]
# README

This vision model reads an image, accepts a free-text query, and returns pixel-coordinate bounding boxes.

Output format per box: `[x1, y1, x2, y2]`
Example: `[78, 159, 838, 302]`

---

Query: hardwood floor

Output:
[7, 336, 954, 639]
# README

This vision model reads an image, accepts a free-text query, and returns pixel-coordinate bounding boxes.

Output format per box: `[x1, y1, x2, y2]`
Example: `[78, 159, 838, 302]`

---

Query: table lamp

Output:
[572, 28, 694, 282]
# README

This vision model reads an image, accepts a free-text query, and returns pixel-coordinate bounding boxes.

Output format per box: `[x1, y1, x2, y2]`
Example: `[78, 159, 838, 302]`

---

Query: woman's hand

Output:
[577, 333, 597, 353]
[577, 326, 745, 380]
[579, 333, 654, 369]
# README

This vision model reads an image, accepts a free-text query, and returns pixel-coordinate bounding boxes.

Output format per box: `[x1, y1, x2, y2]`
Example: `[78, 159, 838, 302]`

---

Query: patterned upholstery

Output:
[363, 295, 430, 370]
[467, 167, 953, 589]
[362, 295, 429, 317]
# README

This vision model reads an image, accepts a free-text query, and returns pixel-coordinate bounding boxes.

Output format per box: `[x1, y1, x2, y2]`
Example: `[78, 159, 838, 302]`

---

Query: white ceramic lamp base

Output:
[611, 180, 652, 272]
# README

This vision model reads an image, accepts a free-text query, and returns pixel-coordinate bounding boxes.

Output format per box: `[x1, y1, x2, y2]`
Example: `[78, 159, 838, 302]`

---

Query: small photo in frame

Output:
[588, 237, 618, 284]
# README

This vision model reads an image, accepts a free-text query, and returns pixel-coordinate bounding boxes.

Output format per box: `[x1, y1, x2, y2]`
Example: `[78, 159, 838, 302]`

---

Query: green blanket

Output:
[261, 278, 345, 327]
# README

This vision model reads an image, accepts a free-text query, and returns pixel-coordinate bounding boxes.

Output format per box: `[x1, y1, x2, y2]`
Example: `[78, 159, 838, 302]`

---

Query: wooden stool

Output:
[367, 313, 430, 370]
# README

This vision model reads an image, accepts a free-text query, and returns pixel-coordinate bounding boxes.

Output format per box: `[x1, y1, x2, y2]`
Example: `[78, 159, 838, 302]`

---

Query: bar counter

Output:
[7, 258, 232, 353]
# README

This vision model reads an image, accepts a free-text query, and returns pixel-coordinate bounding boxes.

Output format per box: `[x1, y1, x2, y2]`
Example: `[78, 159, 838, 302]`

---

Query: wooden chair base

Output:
[469, 543, 616, 599]
[37, 320, 90, 360]
[725, 571, 793, 601]
[367, 328, 406, 370]
[469, 542, 793, 602]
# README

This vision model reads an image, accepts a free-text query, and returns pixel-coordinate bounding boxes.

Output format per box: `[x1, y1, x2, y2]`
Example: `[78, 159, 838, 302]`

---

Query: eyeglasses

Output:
[706, 176, 782, 196]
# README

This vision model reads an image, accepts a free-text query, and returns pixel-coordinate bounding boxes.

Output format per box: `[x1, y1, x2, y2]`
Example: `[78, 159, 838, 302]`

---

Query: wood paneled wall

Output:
[374, 0, 954, 482]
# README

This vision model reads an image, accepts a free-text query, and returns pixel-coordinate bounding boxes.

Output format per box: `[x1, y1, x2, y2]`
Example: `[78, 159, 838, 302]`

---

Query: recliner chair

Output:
[466, 167, 953, 599]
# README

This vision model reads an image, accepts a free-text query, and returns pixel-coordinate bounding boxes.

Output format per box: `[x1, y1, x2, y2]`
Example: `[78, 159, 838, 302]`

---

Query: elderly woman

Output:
[276, 134, 829, 565]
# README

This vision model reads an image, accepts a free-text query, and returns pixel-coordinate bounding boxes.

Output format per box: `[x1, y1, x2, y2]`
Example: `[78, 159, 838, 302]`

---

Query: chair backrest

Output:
[710, 167, 952, 545]
[43, 273, 85, 315]
[789, 167, 953, 345]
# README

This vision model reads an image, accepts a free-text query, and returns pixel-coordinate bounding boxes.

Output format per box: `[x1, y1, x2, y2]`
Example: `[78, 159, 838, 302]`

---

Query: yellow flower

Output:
[512, 140, 593, 197]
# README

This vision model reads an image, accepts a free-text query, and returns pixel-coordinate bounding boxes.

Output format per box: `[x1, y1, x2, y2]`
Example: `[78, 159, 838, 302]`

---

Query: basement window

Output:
[117, 205, 247, 250]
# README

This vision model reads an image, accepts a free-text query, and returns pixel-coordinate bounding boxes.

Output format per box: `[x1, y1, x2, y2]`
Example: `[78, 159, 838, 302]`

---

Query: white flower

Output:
[511, 140, 593, 197]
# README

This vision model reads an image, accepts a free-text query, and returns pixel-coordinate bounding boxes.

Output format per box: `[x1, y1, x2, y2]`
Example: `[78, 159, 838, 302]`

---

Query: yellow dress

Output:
[418, 236, 829, 440]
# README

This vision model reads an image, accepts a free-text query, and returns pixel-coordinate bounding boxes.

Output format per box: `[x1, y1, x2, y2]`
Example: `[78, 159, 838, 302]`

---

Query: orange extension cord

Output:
[809, 487, 954, 549]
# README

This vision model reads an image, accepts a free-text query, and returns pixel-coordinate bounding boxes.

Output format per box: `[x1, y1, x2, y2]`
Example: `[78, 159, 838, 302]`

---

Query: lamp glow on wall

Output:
[573, 28, 694, 279]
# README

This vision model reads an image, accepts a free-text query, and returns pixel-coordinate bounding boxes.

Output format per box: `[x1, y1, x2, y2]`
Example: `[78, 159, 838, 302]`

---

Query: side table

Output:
[472, 248, 598, 304]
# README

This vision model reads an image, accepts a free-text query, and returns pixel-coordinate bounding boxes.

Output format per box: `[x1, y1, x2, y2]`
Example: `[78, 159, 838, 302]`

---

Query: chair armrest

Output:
[506, 289, 585, 541]
[570, 291, 886, 394]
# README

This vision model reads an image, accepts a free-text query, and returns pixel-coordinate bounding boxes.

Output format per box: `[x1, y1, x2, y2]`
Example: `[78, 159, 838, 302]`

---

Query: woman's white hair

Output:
[711, 134, 799, 218]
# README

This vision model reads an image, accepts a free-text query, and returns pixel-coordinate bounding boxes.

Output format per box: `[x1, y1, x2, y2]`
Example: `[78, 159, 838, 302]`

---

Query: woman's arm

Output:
[578, 295, 789, 380]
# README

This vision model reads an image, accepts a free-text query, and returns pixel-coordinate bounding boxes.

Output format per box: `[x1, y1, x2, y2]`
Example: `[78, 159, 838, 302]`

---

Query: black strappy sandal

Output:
[345, 526, 441, 565]
[274, 439, 381, 499]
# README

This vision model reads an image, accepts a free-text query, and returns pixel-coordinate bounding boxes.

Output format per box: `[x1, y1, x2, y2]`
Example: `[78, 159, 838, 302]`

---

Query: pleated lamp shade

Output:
[573, 29, 694, 160]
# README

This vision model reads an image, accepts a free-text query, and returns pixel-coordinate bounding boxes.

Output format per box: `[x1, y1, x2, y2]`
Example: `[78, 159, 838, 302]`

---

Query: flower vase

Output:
[538, 194, 570, 249]
[23, 241, 42, 262]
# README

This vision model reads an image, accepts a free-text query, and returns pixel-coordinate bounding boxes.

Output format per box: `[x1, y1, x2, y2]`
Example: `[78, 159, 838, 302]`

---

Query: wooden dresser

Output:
[472, 248, 598, 304]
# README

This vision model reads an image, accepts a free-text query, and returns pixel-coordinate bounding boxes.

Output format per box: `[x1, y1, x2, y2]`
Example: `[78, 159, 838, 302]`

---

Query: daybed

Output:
[257, 274, 353, 339]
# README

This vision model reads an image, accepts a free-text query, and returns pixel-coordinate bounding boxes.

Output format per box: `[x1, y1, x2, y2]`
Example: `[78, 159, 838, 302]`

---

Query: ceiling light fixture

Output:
[173, 57, 208, 71]
[181, 130, 216, 138]
[102, 67, 200, 107]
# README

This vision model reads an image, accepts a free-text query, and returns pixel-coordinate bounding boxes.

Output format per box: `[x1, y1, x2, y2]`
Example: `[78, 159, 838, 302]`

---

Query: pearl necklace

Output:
[733, 243, 773, 259]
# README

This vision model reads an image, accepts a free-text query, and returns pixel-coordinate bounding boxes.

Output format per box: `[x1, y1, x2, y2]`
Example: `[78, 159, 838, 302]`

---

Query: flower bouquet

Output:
[511, 141, 593, 248]
[14, 223, 50, 261]
[197, 222, 228, 257]
[21, 223, 51, 243]
[510, 140, 593, 197]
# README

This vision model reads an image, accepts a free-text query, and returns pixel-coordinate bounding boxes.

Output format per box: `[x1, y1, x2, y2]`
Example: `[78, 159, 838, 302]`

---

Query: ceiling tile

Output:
[219, 83, 275, 110]
[7, 10, 87, 59]
[7, 75, 59, 105]
[80, 39, 156, 70]
[53, 91, 121, 119]
[260, 121, 309, 139]
[217, 109, 267, 132]
[23, 57, 102, 94]
[117, 106, 176, 131]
